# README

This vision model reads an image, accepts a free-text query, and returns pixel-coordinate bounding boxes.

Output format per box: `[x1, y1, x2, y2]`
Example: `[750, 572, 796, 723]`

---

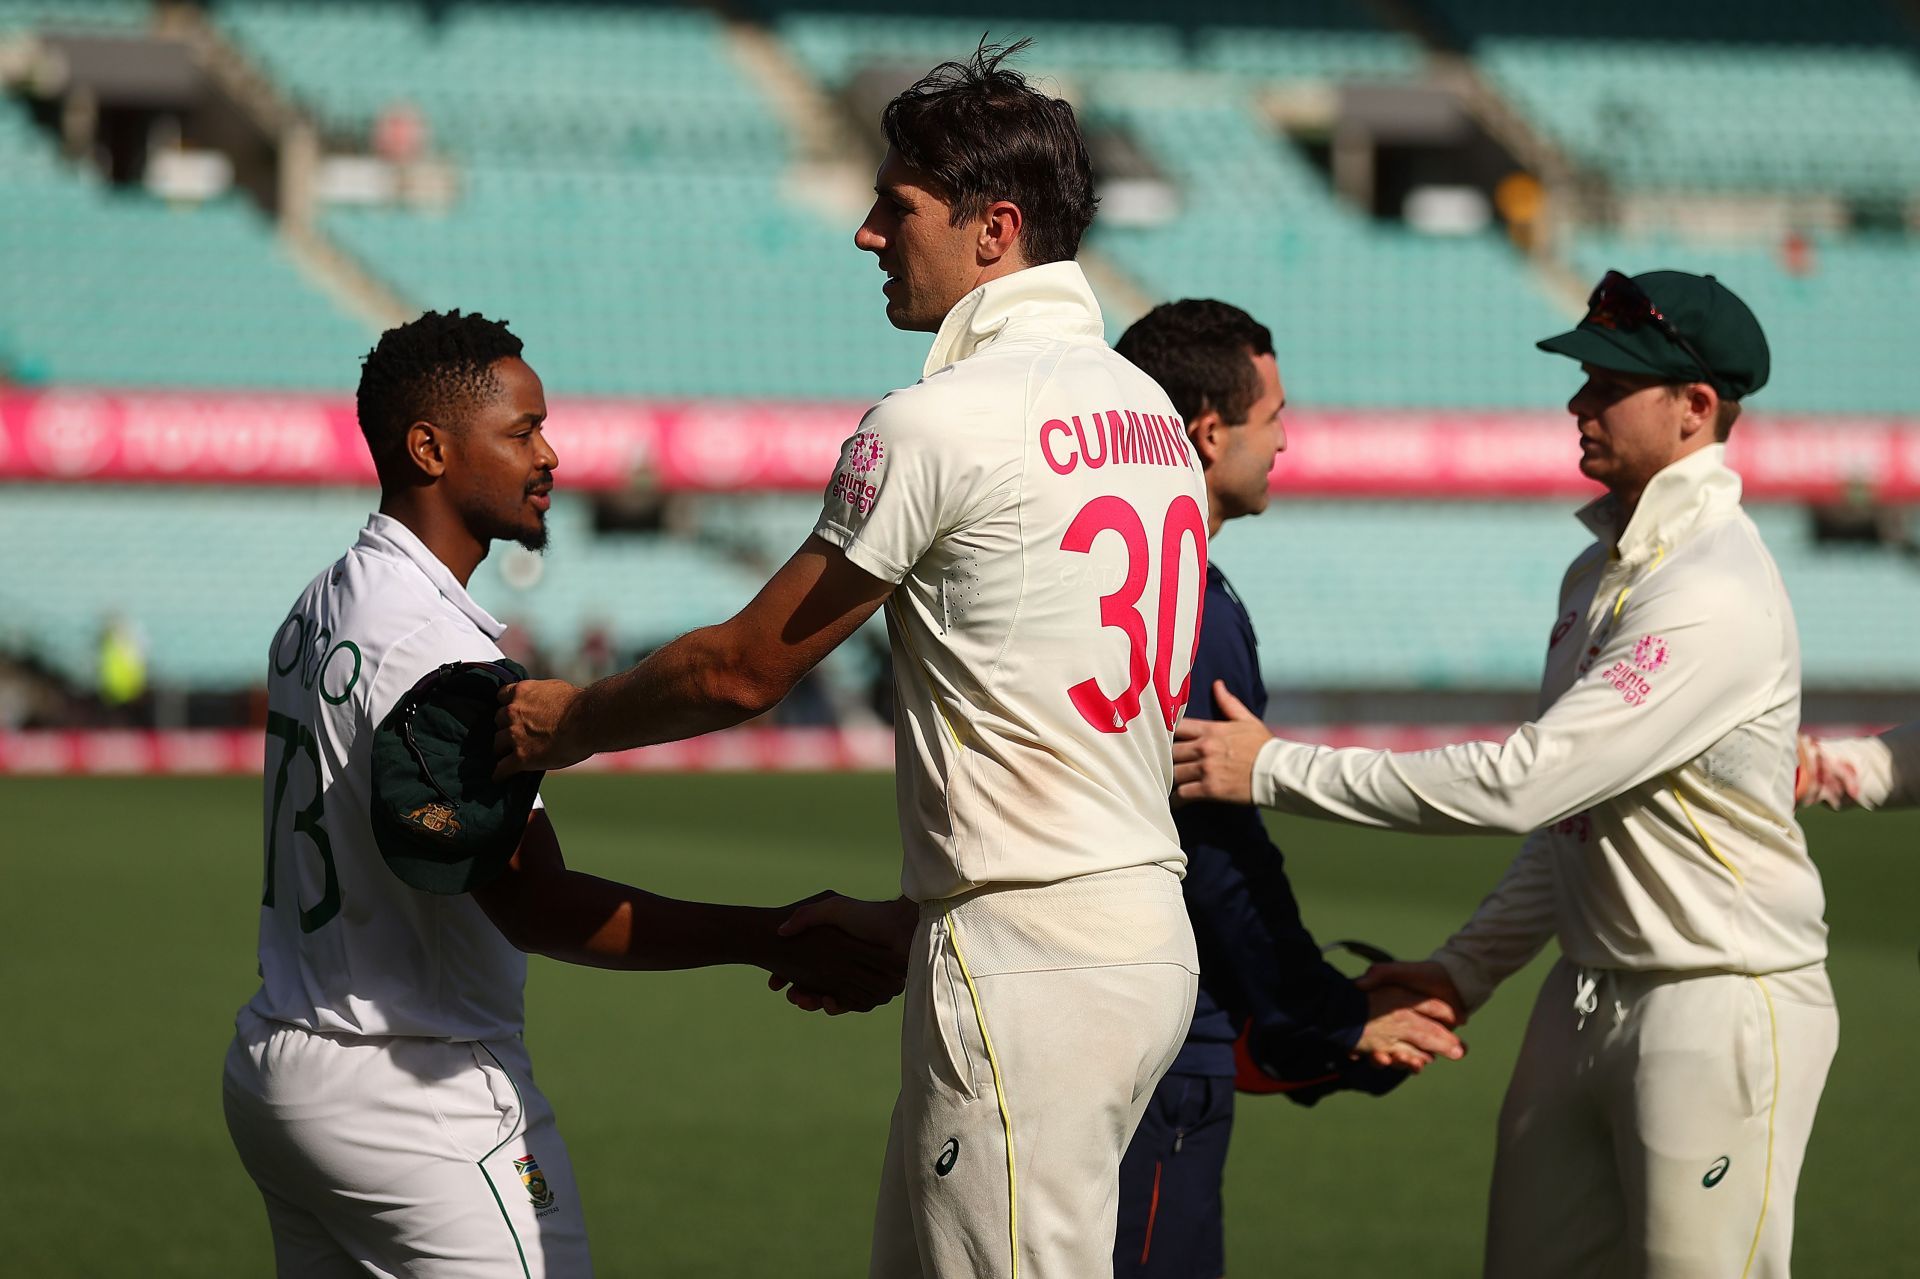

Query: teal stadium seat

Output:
[216, 0, 927, 399]
[1086, 86, 1570, 409]
[1478, 40, 1920, 202]
[0, 0, 147, 33]
[1211, 501, 1920, 691]
[0, 21, 362, 385]
[0, 2, 372, 388]
[0, 488, 769, 689]
[5, 488, 1912, 694]
[1566, 234, 1920, 414]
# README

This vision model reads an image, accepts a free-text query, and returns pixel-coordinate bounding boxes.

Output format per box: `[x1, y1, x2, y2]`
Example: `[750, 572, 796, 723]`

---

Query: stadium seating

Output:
[210, 0, 928, 399]
[10, 485, 1908, 693]
[1478, 40, 1920, 202]
[3, 1, 1917, 713]
[0, 161, 376, 388]
[1213, 501, 1920, 691]
[1565, 234, 1920, 415]
[0, 488, 766, 688]
[1087, 85, 1572, 409]
[0, 3, 372, 389]
[0, 0, 146, 33]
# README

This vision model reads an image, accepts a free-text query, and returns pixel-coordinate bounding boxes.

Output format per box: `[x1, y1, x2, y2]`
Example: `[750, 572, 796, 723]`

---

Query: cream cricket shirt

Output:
[1247, 445, 1828, 1006]
[245, 514, 531, 1040]
[815, 262, 1211, 902]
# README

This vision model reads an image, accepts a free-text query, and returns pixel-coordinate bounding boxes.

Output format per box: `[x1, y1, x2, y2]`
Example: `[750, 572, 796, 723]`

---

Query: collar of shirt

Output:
[355, 513, 507, 641]
[921, 260, 1106, 378]
[1574, 442, 1743, 565]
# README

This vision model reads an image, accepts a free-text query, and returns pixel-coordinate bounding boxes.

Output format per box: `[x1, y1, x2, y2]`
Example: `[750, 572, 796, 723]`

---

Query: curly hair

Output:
[1115, 299, 1275, 427]
[882, 37, 1097, 265]
[355, 310, 523, 480]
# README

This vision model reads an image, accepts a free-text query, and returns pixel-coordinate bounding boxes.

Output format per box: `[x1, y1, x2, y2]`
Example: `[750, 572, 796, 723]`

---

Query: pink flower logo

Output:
[848, 431, 885, 475]
[1632, 634, 1669, 673]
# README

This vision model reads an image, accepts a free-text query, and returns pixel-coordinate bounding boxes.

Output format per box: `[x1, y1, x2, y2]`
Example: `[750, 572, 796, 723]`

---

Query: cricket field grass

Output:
[5, 774, 1914, 1275]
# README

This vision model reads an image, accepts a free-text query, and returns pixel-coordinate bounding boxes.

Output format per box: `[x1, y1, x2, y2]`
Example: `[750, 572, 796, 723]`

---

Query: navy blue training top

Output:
[1167, 564, 1371, 1078]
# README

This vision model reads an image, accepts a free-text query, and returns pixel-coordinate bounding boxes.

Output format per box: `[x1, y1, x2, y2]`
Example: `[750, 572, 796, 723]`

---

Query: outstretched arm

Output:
[1175, 572, 1774, 835]
[473, 811, 906, 1011]
[1797, 721, 1920, 811]
[494, 536, 893, 776]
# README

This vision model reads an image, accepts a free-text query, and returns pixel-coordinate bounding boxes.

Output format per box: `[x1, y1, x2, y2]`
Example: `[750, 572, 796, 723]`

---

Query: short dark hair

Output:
[356, 310, 523, 480]
[881, 38, 1097, 266]
[1115, 299, 1275, 426]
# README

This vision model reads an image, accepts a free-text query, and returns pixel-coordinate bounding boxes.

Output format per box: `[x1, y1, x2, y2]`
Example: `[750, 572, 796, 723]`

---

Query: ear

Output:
[405, 421, 450, 480]
[1677, 383, 1718, 442]
[977, 199, 1023, 265]
[1186, 407, 1227, 467]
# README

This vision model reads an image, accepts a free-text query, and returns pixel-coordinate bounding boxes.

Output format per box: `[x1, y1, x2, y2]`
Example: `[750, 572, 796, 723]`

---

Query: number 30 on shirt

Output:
[1060, 494, 1207, 734]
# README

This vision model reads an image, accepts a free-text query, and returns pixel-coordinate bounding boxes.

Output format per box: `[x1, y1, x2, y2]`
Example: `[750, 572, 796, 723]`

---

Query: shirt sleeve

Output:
[1249, 567, 1778, 835]
[364, 619, 545, 812]
[810, 389, 1005, 584]
[1806, 721, 1920, 811]
[1430, 832, 1558, 1011]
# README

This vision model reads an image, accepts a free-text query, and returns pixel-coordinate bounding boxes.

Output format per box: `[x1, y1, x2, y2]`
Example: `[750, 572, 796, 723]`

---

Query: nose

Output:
[1273, 419, 1288, 455]
[854, 205, 885, 255]
[534, 428, 558, 474]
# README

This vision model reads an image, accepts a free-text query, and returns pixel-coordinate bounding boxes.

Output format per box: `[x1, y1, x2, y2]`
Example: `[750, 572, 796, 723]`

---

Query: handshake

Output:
[762, 893, 919, 1016]
[757, 888, 1474, 1084]
[1352, 962, 1470, 1073]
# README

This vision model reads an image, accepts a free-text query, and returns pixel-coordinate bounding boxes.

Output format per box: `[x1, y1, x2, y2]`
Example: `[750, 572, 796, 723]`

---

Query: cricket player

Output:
[1108, 300, 1463, 1279]
[497, 43, 1212, 1278]
[1172, 270, 1836, 1278]
[1797, 722, 1920, 810]
[222, 310, 902, 1278]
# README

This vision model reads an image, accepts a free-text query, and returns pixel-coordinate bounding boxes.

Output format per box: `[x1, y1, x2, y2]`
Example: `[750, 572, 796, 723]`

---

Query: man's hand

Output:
[1795, 733, 1861, 810]
[770, 894, 916, 1015]
[494, 679, 588, 779]
[1354, 985, 1466, 1072]
[1356, 960, 1469, 1026]
[1171, 680, 1275, 805]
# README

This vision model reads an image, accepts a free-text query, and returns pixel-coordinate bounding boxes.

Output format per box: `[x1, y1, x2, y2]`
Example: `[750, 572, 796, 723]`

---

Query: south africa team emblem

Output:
[514, 1155, 556, 1211]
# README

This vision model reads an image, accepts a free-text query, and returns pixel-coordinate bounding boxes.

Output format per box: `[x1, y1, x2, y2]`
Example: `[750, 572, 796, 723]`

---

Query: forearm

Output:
[1429, 836, 1559, 1011]
[1250, 731, 1587, 836]
[499, 870, 786, 972]
[570, 623, 785, 755]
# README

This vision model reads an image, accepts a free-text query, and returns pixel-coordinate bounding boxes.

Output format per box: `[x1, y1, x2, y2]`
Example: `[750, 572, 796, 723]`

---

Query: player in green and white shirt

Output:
[222, 311, 903, 1278]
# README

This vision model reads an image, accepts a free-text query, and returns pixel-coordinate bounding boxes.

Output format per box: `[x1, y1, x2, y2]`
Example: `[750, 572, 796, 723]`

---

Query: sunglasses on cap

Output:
[1584, 270, 1722, 390]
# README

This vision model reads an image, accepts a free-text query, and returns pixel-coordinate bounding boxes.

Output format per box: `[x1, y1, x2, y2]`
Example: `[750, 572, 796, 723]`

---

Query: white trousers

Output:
[223, 1007, 591, 1278]
[1485, 958, 1838, 1279]
[868, 866, 1200, 1279]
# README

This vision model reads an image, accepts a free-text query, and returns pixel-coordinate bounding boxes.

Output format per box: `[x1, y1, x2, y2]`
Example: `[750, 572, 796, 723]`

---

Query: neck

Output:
[1610, 483, 1646, 529]
[1609, 437, 1713, 532]
[378, 491, 487, 586]
[962, 253, 1032, 300]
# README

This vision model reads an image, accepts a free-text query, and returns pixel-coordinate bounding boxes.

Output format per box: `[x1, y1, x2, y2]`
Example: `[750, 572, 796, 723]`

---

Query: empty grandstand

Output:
[2, 0, 1916, 741]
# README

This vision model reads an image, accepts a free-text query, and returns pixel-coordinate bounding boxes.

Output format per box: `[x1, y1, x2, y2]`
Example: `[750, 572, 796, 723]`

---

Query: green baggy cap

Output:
[371, 658, 544, 894]
[1537, 269, 1770, 400]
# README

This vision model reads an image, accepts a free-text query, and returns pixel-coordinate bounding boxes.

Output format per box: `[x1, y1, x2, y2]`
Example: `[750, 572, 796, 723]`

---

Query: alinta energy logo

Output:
[849, 431, 886, 475]
[934, 1137, 960, 1178]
